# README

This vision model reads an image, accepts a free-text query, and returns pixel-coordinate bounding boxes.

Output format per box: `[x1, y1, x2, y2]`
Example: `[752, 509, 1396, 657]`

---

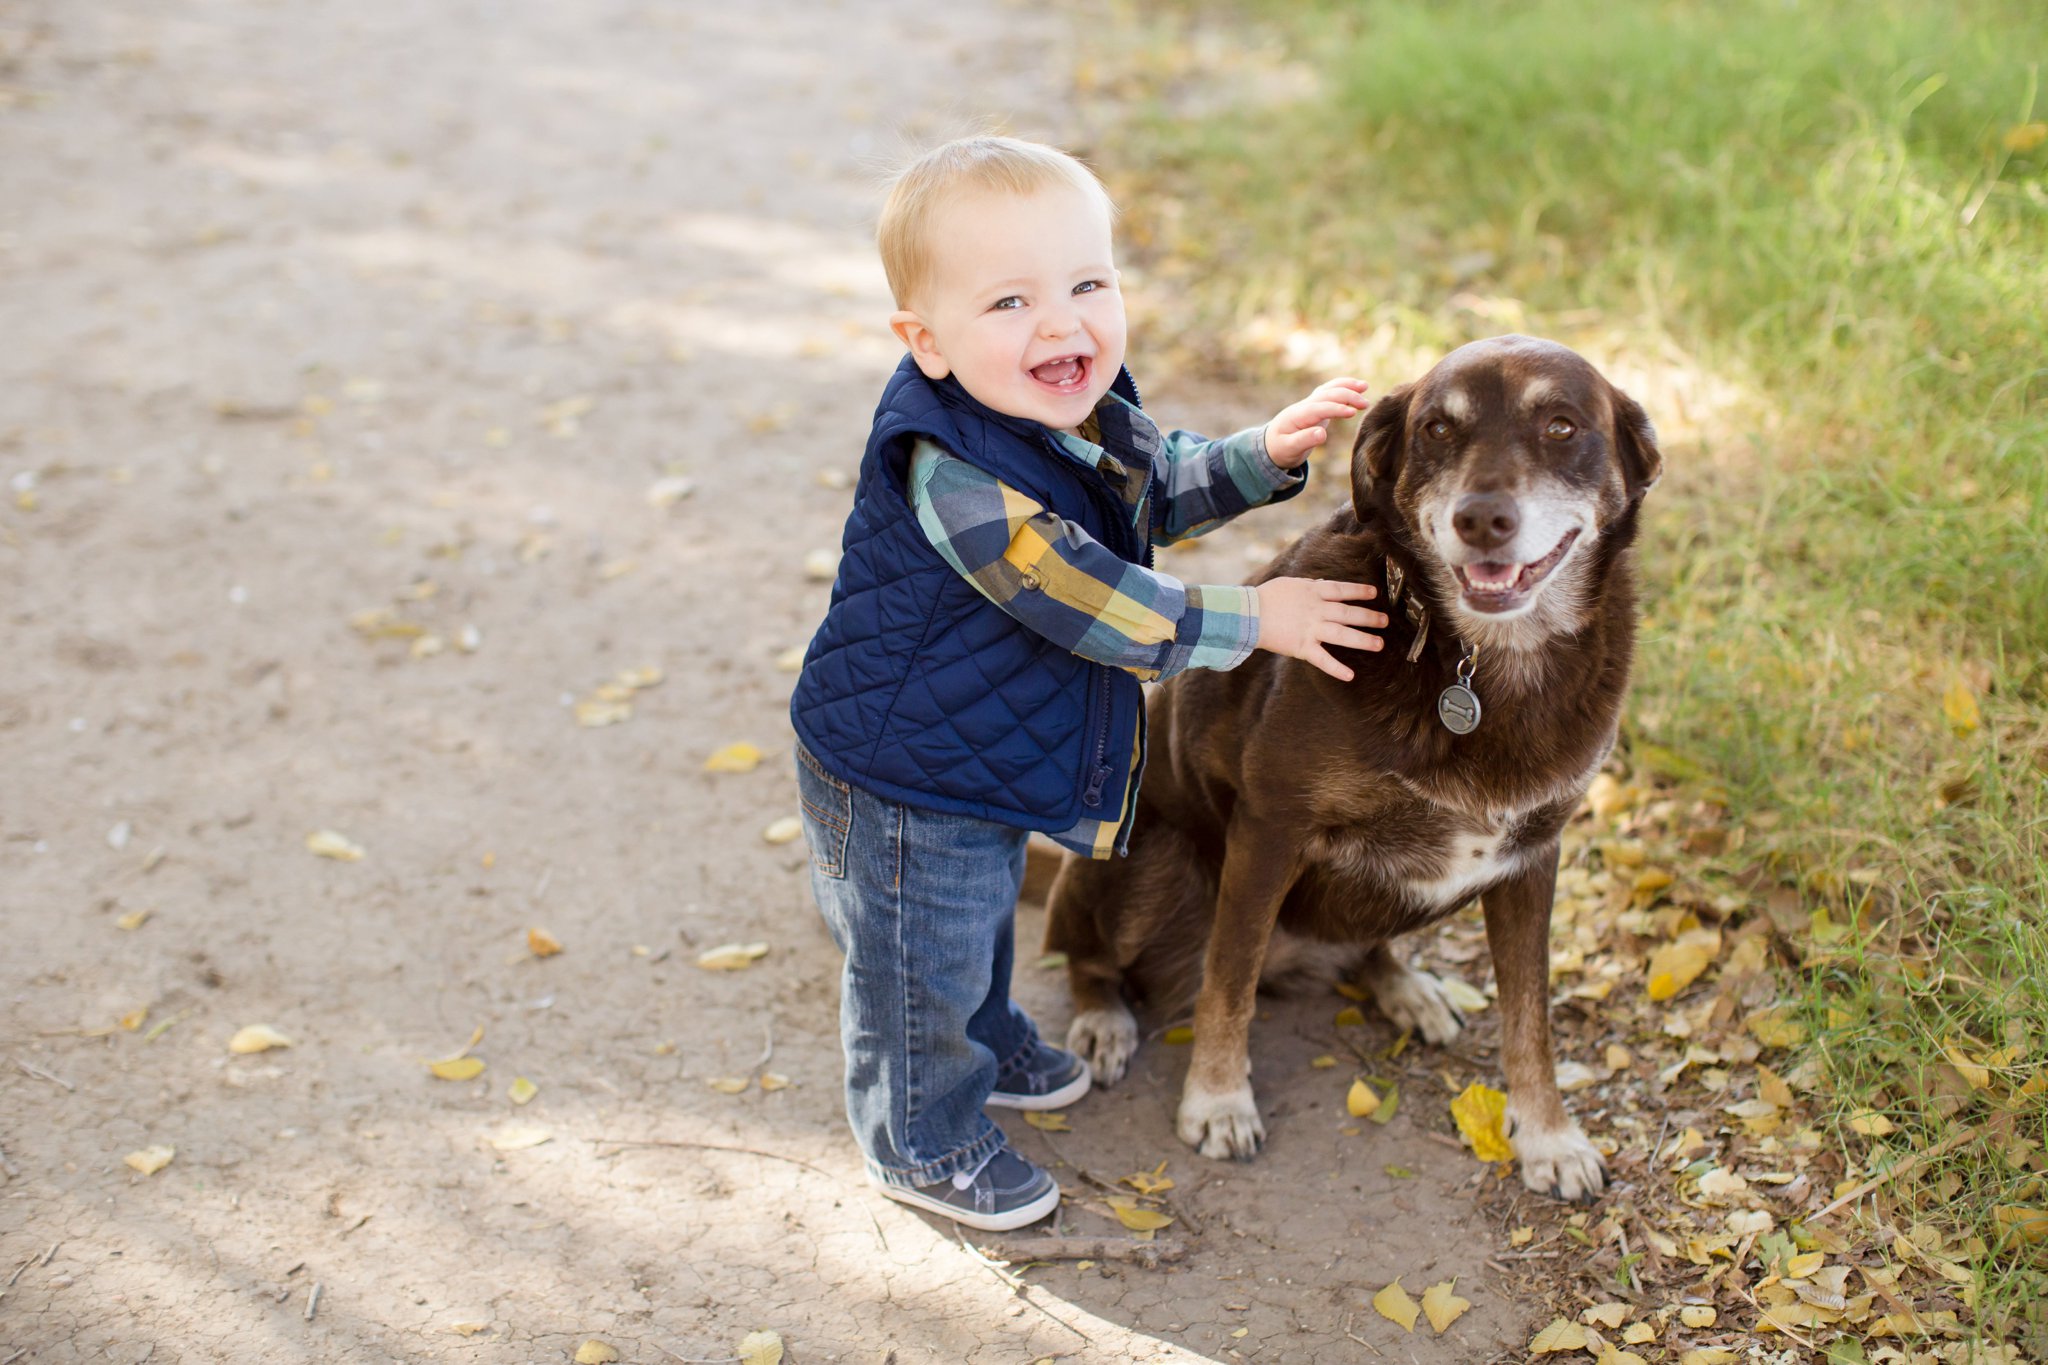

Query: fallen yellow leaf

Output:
[1162, 1025, 1194, 1044]
[1747, 1006, 1807, 1049]
[574, 1343, 620, 1365]
[1105, 1197, 1173, 1232]
[1421, 1279, 1471, 1333]
[1680, 1305, 1717, 1327]
[508, 1077, 538, 1106]
[1994, 1206, 2048, 1243]
[707, 1076, 750, 1093]
[704, 742, 764, 773]
[125, 1145, 175, 1175]
[1530, 1319, 1590, 1352]
[617, 665, 664, 690]
[1510, 1226, 1534, 1247]
[1942, 1038, 1991, 1090]
[1120, 1162, 1173, 1196]
[1942, 676, 1981, 735]
[115, 908, 153, 931]
[2005, 120, 2048, 152]
[1346, 1079, 1378, 1118]
[737, 1329, 785, 1365]
[758, 1072, 791, 1092]
[429, 1057, 486, 1081]
[1450, 1082, 1514, 1163]
[1372, 1280, 1419, 1331]
[305, 829, 366, 861]
[573, 698, 632, 727]
[450, 1322, 490, 1336]
[1646, 928, 1720, 1002]
[527, 927, 564, 958]
[1582, 1301, 1629, 1328]
[119, 1007, 149, 1032]
[1757, 1064, 1794, 1108]
[762, 816, 803, 845]
[488, 1125, 551, 1152]
[1309, 1054, 1338, 1069]
[1847, 1109, 1896, 1137]
[1334, 1006, 1367, 1027]
[228, 1024, 294, 1054]
[698, 942, 770, 970]
[1024, 1110, 1070, 1132]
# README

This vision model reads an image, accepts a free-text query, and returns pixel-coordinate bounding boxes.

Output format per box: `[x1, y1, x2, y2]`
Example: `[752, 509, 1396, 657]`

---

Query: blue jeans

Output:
[795, 741, 1043, 1187]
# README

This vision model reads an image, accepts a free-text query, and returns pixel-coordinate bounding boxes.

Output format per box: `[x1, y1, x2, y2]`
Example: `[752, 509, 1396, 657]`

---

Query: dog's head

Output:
[1350, 335, 1661, 648]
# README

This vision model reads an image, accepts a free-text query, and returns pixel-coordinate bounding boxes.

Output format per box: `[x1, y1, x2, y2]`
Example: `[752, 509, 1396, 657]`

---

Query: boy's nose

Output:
[1038, 303, 1081, 339]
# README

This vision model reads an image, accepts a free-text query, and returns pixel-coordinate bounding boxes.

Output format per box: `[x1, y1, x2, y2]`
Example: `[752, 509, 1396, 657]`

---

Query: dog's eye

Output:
[1544, 417, 1576, 440]
[1424, 419, 1452, 440]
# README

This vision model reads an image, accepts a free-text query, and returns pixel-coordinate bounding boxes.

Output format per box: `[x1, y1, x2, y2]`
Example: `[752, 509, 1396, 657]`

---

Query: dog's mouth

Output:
[1453, 528, 1581, 613]
[1029, 354, 1092, 394]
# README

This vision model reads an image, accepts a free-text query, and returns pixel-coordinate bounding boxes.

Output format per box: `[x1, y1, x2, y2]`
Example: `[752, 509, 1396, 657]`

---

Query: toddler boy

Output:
[791, 135, 1385, 1231]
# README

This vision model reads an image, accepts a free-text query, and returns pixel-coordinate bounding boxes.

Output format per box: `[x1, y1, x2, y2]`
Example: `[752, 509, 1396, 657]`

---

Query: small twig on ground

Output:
[4, 1347, 27, 1365]
[868, 1206, 889, 1253]
[38, 1242, 59, 1267]
[304, 1282, 323, 1322]
[956, 1234, 1093, 1345]
[5, 1259, 30, 1288]
[338, 1214, 371, 1237]
[585, 1137, 832, 1177]
[14, 1057, 74, 1091]
[981, 1236, 1187, 1265]
[650, 1346, 740, 1364]
[1808, 1123, 1979, 1222]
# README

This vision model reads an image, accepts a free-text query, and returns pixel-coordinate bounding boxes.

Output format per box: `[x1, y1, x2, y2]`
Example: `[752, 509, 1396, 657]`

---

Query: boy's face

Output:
[891, 184, 1126, 434]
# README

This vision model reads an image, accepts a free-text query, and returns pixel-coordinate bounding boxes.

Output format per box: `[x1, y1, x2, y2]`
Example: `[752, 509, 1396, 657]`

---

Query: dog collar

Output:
[1382, 559, 1432, 664]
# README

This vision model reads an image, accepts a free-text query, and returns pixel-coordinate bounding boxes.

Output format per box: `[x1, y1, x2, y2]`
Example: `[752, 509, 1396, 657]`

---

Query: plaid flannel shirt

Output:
[906, 390, 1303, 856]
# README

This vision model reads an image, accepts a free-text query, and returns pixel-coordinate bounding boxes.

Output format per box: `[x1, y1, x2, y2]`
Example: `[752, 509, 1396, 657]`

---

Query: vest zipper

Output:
[1081, 669, 1114, 808]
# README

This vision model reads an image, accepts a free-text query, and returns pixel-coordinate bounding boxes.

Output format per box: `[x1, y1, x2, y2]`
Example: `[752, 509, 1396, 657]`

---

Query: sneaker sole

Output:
[870, 1175, 1061, 1233]
[985, 1064, 1092, 1112]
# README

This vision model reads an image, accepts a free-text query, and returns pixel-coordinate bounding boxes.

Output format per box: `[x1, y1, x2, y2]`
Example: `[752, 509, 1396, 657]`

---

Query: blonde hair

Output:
[877, 135, 1118, 309]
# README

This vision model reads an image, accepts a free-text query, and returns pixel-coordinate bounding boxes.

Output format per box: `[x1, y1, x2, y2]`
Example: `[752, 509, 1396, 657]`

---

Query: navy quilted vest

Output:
[790, 356, 1150, 835]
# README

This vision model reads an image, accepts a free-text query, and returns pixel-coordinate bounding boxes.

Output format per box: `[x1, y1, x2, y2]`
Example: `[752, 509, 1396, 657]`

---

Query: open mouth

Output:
[1453, 528, 1581, 612]
[1029, 354, 1092, 394]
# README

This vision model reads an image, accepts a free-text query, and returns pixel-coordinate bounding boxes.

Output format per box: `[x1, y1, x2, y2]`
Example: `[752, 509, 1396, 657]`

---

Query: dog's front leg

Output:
[1481, 845, 1607, 1202]
[1178, 816, 1297, 1160]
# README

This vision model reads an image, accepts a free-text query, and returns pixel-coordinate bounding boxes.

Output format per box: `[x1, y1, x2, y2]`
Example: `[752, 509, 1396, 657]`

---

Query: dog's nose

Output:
[1453, 492, 1520, 550]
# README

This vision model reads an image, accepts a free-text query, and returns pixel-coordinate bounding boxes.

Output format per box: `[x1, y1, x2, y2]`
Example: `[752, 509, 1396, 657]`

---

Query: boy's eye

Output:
[1073, 279, 1103, 295]
[990, 296, 1024, 311]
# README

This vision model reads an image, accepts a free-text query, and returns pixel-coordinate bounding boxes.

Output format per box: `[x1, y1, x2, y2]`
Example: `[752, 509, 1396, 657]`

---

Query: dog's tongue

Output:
[1466, 561, 1520, 586]
[1032, 357, 1083, 386]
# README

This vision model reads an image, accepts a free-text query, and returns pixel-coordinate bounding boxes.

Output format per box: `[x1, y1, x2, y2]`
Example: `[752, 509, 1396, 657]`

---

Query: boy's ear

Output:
[1350, 382, 1414, 516]
[890, 310, 951, 380]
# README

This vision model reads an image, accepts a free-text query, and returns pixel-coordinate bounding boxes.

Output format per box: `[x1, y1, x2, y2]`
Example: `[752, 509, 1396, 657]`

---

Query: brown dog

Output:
[1043, 335, 1661, 1200]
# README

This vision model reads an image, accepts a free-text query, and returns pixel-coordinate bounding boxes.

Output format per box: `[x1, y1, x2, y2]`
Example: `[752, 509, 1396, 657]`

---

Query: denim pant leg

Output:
[795, 743, 1036, 1187]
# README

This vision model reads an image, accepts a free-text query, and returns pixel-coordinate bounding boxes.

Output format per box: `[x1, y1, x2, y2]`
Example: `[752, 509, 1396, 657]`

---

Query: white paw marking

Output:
[1370, 963, 1464, 1046]
[1177, 1079, 1265, 1160]
[1066, 1007, 1138, 1087]
[1509, 1108, 1606, 1202]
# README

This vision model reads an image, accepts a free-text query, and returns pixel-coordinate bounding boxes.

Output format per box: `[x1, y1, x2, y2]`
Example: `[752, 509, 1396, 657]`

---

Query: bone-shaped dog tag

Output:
[1438, 682, 1482, 734]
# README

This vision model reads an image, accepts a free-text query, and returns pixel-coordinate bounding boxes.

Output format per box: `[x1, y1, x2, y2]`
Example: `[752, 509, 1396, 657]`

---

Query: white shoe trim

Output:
[984, 1060, 1092, 1111]
[870, 1174, 1061, 1232]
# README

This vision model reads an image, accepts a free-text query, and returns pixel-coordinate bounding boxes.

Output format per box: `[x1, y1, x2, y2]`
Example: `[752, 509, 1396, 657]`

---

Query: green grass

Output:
[1101, 0, 2048, 1340]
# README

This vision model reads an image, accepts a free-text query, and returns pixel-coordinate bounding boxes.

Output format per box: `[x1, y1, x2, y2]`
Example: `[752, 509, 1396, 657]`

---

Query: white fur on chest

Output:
[1403, 827, 1525, 909]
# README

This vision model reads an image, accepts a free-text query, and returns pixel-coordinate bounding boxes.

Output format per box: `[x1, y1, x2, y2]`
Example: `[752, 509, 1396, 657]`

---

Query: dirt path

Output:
[1, 2, 1548, 1360]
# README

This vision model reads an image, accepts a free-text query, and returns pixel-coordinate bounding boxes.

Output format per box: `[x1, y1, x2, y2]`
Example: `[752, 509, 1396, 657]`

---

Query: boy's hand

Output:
[1255, 577, 1387, 681]
[1263, 377, 1371, 469]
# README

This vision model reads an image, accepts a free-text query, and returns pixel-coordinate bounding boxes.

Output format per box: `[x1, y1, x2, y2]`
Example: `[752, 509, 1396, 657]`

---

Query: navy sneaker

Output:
[987, 1040, 1092, 1111]
[871, 1146, 1060, 1232]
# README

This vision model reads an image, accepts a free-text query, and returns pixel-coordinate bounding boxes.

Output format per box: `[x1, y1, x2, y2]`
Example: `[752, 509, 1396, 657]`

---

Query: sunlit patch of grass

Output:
[1096, 0, 2048, 1341]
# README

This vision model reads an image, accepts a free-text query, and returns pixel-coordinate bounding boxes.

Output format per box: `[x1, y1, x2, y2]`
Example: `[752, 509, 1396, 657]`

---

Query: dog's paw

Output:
[1509, 1114, 1607, 1203]
[1177, 1080, 1265, 1160]
[1369, 962, 1465, 1046]
[1066, 1006, 1138, 1087]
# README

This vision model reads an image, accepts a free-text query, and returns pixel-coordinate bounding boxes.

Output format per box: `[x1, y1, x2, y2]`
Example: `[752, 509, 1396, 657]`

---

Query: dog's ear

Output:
[1611, 385, 1663, 500]
[1349, 382, 1414, 516]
